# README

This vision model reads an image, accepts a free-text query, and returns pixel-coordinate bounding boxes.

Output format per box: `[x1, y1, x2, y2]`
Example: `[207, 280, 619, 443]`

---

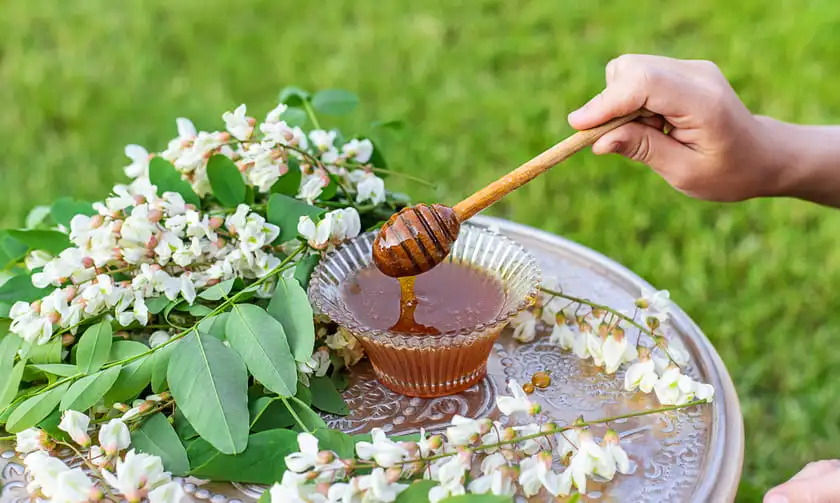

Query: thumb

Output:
[765, 461, 840, 503]
[590, 122, 695, 173]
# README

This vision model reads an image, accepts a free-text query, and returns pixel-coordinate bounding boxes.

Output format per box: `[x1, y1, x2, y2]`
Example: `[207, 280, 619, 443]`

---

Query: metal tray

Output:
[0, 216, 744, 503]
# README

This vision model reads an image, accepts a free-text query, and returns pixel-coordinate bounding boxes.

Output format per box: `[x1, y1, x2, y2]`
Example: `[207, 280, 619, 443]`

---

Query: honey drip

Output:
[390, 277, 440, 334]
[531, 371, 551, 389]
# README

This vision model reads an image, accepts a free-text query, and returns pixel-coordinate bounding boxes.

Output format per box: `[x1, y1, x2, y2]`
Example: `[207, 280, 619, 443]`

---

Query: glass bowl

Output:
[308, 224, 541, 398]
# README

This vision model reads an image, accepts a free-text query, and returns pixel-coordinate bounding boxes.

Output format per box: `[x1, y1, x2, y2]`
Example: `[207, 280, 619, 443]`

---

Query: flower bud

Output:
[113, 403, 130, 412]
[305, 471, 320, 482]
[116, 331, 130, 340]
[218, 132, 231, 142]
[82, 256, 95, 269]
[386, 467, 403, 483]
[528, 402, 542, 416]
[147, 210, 163, 223]
[88, 486, 104, 502]
[90, 215, 104, 229]
[611, 325, 625, 340]
[61, 334, 75, 346]
[646, 316, 660, 331]
[112, 219, 123, 233]
[634, 297, 650, 309]
[64, 286, 77, 302]
[501, 428, 517, 442]
[555, 312, 567, 325]
[48, 312, 61, 325]
[31, 300, 42, 314]
[317, 451, 336, 465]
[427, 435, 443, 450]
[598, 322, 610, 338]
[159, 391, 171, 400]
[604, 429, 620, 446]
[591, 308, 605, 318]
[147, 235, 159, 250]
[209, 217, 224, 229]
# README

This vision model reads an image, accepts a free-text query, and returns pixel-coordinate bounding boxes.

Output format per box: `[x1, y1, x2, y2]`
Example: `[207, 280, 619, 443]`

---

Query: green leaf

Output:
[168, 333, 249, 455]
[0, 231, 29, 267]
[395, 480, 437, 503]
[51, 198, 96, 227]
[151, 343, 176, 393]
[30, 364, 79, 377]
[318, 176, 339, 202]
[439, 495, 513, 503]
[270, 158, 302, 196]
[7, 230, 71, 255]
[226, 305, 297, 397]
[132, 412, 190, 476]
[197, 313, 228, 340]
[294, 254, 320, 289]
[311, 89, 359, 116]
[28, 338, 62, 364]
[6, 382, 69, 432]
[567, 494, 582, 503]
[0, 361, 26, 411]
[313, 428, 354, 458]
[257, 489, 272, 503]
[104, 355, 153, 404]
[266, 194, 324, 243]
[174, 407, 198, 441]
[110, 340, 148, 359]
[0, 274, 50, 302]
[188, 304, 214, 317]
[287, 396, 326, 431]
[146, 296, 170, 315]
[309, 376, 349, 415]
[198, 279, 235, 301]
[148, 157, 201, 207]
[76, 321, 113, 374]
[187, 428, 299, 484]
[279, 107, 307, 128]
[0, 333, 22, 371]
[60, 366, 121, 412]
[207, 155, 247, 208]
[37, 408, 71, 443]
[249, 397, 294, 432]
[278, 87, 310, 107]
[266, 277, 314, 363]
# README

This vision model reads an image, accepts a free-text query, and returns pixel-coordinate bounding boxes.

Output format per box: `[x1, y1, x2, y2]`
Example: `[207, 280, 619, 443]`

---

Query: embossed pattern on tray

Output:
[0, 217, 743, 503]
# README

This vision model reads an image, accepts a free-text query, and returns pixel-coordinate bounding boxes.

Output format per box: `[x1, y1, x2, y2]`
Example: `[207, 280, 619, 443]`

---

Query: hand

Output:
[764, 460, 840, 503]
[567, 54, 785, 202]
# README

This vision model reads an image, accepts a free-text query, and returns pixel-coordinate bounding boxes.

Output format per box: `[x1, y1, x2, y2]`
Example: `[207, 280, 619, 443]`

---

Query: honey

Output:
[341, 261, 507, 397]
[531, 371, 552, 389]
[522, 382, 536, 394]
[342, 262, 506, 335]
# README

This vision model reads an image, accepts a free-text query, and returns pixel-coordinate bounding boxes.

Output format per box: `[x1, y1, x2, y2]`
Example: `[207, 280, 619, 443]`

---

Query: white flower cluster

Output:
[16, 409, 186, 503]
[270, 379, 633, 502]
[511, 286, 716, 406]
[124, 105, 386, 206]
[10, 184, 282, 346]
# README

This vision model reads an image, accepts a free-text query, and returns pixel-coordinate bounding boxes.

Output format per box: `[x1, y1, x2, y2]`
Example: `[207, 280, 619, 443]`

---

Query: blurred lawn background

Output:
[2, 1, 840, 500]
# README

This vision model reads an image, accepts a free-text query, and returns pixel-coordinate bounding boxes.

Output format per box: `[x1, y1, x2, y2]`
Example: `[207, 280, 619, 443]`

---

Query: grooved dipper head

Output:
[372, 204, 461, 278]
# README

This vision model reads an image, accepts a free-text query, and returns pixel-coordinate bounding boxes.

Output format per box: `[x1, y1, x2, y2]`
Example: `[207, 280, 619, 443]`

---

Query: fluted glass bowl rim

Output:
[308, 224, 542, 344]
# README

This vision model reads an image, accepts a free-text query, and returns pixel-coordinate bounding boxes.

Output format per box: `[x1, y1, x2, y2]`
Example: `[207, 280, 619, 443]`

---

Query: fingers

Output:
[569, 54, 713, 131]
[764, 460, 840, 503]
[590, 121, 696, 175]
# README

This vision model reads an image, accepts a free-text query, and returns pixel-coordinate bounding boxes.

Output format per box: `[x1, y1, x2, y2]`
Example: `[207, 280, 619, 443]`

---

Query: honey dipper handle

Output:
[452, 111, 644, 221]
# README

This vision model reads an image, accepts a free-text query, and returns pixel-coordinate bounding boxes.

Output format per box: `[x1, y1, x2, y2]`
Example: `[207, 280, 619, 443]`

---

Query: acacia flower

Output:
[223, 104, 253, 141]
[101, 449, 170, 502]
[53, 468, 95, 503]
[15, 428, 48, 453]
[356, 428, 410, 468]
[511, 310, 539, 343]
[519, 452, 569, 498]
[270, 471, 325, 503]
[624, 358, 659, 393]
[496, 379, 541, 416]
[58, 410, 91, 447]
[99, 419, 131, 456]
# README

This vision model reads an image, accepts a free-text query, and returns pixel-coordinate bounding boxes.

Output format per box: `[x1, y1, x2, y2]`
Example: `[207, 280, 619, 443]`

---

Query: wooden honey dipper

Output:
[372, 111, 647, 278]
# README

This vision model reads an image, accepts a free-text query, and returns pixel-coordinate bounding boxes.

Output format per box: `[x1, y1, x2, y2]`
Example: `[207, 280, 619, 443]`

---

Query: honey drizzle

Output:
[389, 276, 441, 334]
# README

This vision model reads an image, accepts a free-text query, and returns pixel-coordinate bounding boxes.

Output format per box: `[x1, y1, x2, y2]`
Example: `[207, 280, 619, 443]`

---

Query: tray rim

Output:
[470, 215, 745, 503]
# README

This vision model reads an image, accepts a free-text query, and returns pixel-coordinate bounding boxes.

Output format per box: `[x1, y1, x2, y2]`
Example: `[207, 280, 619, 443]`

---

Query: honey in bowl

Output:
[342, 263, 506, 335]
[308, 226, 541, 399]
[341, 261, 508, 397]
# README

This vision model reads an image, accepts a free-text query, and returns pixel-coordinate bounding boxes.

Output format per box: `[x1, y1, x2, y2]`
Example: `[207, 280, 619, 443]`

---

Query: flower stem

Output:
[303, 101, 322, 130]
[368, 167, 436, 188]
[281, 397, 311, 434]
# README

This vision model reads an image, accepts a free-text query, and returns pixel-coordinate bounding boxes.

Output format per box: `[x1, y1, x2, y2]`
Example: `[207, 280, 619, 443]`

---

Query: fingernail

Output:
[765, 494, 789, 503]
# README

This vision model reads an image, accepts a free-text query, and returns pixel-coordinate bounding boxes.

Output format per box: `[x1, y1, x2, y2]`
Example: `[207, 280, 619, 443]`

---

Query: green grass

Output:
[2, 1, 840, 499]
